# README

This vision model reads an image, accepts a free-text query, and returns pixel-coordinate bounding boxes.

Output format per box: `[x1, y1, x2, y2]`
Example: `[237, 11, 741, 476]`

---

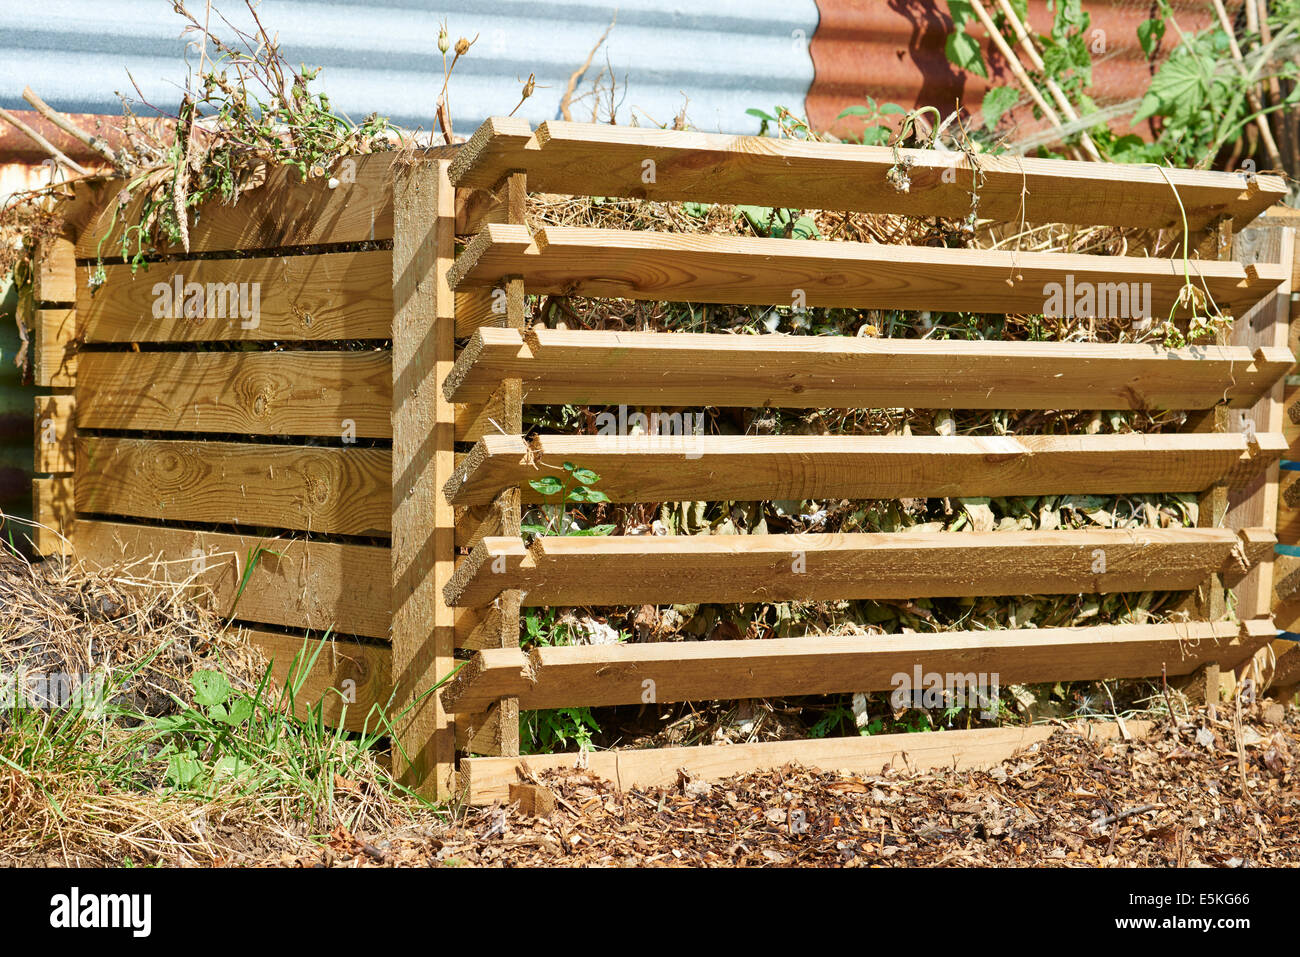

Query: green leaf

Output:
[946, 0, 976, 27]
[571, 524, 616, 536]
[528, 476, 563, 497]
[878, 103, 906, 115]
[569, 467, 601, 486]
[683, 201, 711, 218]
[1137, 17, 1165, 58]
[745, 108, 777, 122]
[1133, 53, 1207, 125]
[166, 750, 202, 788]
[835, 105, 872, 119]
[981, 86, 1019, 130]
[946, 28, 987, 78]
[192, 670, 231, 708]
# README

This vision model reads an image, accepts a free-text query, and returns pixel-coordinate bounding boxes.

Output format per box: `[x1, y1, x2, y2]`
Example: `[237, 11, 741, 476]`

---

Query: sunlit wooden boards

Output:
[450, 224, 1285, 318]
[444, 433, 1282, 506]
[74, 436, 390, 536]
[458, 720, 1154, 805]
[77, 351, 392, 437]
[75, 152, 396, 258]
[77, 251, 394, 342]
[32, 307, 76, 387]
[444, 527, 1272, 608]
[444, 328, 1292, 411]
[33, 395, 74, 476]
[31, 475, 73, 557]
[442, 621, 1242, 713]
[72, 519, 390, 639]
[449, 118, 1284, 233]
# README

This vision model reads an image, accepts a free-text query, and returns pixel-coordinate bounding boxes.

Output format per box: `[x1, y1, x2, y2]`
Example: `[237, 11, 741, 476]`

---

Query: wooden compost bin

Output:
[29, 122, 1299, 802]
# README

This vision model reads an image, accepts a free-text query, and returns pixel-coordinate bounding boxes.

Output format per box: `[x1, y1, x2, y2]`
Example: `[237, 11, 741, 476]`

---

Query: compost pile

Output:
[499, 164, 1222, 749]
[279, 702, 1300, 869]
[0, 549, 262, 717]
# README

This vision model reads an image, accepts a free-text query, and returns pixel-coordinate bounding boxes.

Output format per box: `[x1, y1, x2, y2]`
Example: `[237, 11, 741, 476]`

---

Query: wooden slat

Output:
[450, 225, 1285, 318]
[444, 328, 1293, 411]
[77, 351, 392, 438]
[445, 528, 1266, 608]
[31, 475, 73, 557]
[77, 250, 393, 342]
[239, 627, 392, 733]
[442, 621, 1240, 712]
[72, 519, 390, 638]
[76, 153, 394, 258]
[33, 395, 74, 474]
[1227, 226, 1296, 621]
[75, 436, 390, 536]
[389, 157, 457, 799]
[444, 433, 1269, 507]
[34, 236, 76, 303]
[449, 118, 1283, 232]
[33, 308, 76, 387]
[458, 719, 1152, 805]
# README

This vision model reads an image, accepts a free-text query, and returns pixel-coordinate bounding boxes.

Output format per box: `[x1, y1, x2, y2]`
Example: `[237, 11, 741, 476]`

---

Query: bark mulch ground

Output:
[285, 700, 1300, 868]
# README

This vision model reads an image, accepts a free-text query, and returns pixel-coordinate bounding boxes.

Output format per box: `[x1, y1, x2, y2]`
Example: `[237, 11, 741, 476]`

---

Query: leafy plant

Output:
[525, 461, 613, 537]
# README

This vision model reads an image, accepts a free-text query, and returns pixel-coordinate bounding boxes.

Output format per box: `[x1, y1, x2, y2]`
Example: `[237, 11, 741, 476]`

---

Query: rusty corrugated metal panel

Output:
[807, 0, 1219, 141]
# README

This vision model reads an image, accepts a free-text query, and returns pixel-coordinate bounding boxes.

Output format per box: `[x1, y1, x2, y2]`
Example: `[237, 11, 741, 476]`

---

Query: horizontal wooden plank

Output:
[444, 432, 1272, 506]
[445, 527, 1267, 608]
[77, 351, 391, 438]
[444, 328, 1293, 412]
[72, 519, 390, 638]
[449, 225, 1285, 318]
[442, 621, 1240, 713]
[449, 118, 1283, 233]
[33, 308, 76, 387]
[33, 395, 74, 474]
[31, 475, 73, 557]
[75, 436, 390, 536]
[76, 152, 394, 258]
[77, 250, 393, 342]
[34, 236, 76, 303]
[458, 719, 1152, 804]
[239, 626, 392, 733]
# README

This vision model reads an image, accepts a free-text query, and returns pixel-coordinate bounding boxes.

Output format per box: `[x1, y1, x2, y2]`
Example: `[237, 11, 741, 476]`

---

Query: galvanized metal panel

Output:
[0, 0, 819, 135]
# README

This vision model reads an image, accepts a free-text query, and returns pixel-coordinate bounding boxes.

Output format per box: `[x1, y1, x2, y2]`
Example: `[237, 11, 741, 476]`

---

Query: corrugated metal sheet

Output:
[808, 0, 1219, 140]
[0, 0, 819, 135]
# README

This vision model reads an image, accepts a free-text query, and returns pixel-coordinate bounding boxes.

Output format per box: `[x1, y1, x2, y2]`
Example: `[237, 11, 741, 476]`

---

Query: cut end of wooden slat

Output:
[448, 117, 537, 188]
[440, 647, 535, 713]
[446, 223, 534, 289]
[443, 536, 530, 607]
[1240, 618, 1279, 642]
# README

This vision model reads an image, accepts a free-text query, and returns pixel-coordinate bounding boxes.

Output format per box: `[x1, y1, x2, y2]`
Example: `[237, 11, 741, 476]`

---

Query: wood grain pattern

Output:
[444, 328, 1293, 411]
[450, 225, 1285, 318]
[445, 528, 1266, 608]
[77, 350, 392, 438]
[75, 436, 390, 535]
[444, 433, 1268, 506]
[389, 158, 457, 798]
[459, 720, 1153, 805]
[34, 236, 76, 303]
[76, 153, 395, 258]
[33, 308, 76, 387]
[33, 395, 74, 474]
[77, 250, 393, 342]
[72, 519, 390, 637]
[448, 118, 1283, 232]
[442, 621, 1240, 712]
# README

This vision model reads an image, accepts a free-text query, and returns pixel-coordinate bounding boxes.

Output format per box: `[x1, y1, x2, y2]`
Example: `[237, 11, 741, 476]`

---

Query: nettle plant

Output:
[525, 462, 613, 537]
[942, 0, 1300, 171]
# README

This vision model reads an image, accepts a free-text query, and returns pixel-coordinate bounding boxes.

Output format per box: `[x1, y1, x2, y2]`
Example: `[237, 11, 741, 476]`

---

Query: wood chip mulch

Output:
[287, 701, 1300, 868]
